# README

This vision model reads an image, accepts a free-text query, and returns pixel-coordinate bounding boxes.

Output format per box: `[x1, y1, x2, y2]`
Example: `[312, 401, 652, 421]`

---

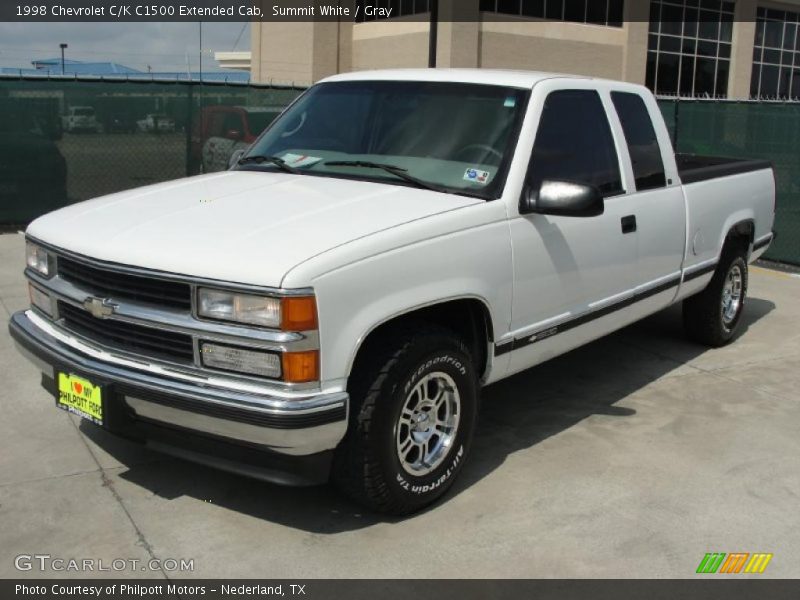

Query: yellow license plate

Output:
[57, 373, 103, 425]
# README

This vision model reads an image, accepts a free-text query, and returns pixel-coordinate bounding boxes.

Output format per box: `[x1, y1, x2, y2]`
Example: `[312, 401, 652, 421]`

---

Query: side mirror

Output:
[520, 180, 604, 217]
[226, 128, 243, 141]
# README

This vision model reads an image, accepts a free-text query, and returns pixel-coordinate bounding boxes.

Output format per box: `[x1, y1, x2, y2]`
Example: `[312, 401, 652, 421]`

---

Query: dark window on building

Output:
[355, 0, 430, 22]
[751, 7, 800, 99]
[527, 90, 622, 195]
[481, 0, 624, 27]
[646, 0, 735, 97]
[610, 92, 667, 191]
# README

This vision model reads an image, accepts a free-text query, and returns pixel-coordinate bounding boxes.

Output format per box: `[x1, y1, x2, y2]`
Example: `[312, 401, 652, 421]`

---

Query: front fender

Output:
[284, 211, 514, 387]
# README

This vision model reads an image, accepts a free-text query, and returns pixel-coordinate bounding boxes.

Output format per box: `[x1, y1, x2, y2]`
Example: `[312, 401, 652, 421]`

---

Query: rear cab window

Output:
[208, 111, 228, 137]
[610, 92, 667, 191]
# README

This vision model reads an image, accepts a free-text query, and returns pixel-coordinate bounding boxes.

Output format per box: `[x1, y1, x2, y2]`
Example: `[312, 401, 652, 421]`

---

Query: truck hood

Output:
[27, 171, 481, 287]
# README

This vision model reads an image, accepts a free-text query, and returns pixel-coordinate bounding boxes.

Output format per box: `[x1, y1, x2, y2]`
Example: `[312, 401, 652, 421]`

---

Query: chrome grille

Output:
[59, 302, 194, 364]
[58, 256, 192, 310]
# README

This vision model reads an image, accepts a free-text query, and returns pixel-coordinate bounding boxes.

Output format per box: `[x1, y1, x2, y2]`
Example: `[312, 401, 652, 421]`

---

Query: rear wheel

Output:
[683, 247, 748, 347]
[332, 326, 478, 515]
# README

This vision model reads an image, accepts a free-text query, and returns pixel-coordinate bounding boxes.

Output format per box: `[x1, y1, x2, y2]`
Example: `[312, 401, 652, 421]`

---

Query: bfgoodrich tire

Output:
[683, 247, 748, 347]
[332, 327, 478, 515]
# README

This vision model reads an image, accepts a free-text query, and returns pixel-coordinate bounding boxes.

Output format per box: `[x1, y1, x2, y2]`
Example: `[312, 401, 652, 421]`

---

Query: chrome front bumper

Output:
[9, 310, 349, 485]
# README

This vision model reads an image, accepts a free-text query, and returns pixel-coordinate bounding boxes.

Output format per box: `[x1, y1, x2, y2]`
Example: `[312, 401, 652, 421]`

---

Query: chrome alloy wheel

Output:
[722, 263, 743, 326]
[395, 372, 461, 476]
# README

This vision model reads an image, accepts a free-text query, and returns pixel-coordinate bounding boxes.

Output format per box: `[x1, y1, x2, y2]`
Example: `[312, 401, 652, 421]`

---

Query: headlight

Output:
[197, 288, 317, 330]
[26, 242, 51, 277]
[197, 288, 282, 327]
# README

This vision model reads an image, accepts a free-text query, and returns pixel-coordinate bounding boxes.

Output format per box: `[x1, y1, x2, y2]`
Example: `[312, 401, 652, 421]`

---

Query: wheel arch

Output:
[346, 296, 495, 387]
[723, 218, 755, 257]
[721, 221, 752, 317]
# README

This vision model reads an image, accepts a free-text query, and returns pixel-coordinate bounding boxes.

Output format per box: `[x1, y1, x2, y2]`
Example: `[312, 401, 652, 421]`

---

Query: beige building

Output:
[251, 0, 800, 100]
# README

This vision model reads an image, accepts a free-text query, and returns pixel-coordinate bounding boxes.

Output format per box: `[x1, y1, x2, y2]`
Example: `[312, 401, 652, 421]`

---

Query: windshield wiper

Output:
[238, 155, 302, 175]
[323, 160, 451, 194]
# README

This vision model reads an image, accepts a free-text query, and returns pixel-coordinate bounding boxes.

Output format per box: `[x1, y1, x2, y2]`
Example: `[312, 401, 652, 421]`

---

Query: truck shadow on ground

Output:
[82, 298, 775, 533]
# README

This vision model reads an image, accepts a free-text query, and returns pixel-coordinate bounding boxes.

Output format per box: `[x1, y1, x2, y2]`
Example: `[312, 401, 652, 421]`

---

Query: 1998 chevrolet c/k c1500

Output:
[10, 69, 775, 514]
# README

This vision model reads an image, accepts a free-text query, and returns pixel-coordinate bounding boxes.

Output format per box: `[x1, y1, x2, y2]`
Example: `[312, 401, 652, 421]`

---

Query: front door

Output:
[505, 87, 639, 376]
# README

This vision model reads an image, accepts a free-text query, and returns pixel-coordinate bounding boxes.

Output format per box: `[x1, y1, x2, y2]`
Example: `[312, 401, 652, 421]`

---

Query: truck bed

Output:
[676, 153, 772, 185]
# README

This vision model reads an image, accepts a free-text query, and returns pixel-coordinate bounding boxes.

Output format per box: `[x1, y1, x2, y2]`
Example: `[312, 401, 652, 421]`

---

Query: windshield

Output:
[74, 108, 94, 117]
[238, 81, 529, 198]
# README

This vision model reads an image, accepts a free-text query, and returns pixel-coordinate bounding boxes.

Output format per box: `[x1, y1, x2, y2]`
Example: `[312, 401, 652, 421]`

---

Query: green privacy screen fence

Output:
[0, 76, 797, 265]
[657, 98, 799, 266]
[0, 76, 304, 223]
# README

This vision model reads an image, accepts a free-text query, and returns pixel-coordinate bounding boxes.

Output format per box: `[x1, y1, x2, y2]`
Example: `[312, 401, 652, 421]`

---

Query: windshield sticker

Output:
[464, 168, 491, 185]
[280, 153, 322, 168]
[504, 96, 517, 108]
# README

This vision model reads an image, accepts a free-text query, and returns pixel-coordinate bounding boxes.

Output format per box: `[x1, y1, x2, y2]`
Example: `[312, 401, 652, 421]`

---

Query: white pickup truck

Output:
[11, 70, 775, 515]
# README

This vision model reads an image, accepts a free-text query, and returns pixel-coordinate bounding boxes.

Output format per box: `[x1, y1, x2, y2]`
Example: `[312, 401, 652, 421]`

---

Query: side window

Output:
[610, 92, 667, 191]
[528, 90, 622, 195]
[223, 113, 244, 134]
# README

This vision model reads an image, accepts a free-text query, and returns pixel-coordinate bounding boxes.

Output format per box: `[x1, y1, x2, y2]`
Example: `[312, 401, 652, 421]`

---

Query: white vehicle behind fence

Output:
[12, 70, 775, 515]
[62, 106, 102, 134]
[137, 114, 176, 133]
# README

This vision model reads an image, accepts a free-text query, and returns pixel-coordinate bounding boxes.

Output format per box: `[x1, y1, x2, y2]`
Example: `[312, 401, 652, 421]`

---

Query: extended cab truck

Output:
[10, 70, 775, 515]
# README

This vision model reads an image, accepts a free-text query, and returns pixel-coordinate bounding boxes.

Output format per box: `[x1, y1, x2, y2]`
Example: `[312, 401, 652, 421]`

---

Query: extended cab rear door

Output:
[606, 87, 686, 323]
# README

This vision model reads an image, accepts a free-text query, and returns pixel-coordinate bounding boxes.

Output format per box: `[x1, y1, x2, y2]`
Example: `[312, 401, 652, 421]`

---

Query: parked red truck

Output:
[191, 105, 284, 173]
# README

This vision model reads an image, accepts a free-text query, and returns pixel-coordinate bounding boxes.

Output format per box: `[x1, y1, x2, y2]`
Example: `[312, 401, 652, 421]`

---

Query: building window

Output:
[646, 0, 735, 98]
[355, 0, 430, 22]
[479, 0, 624, 27]
[751, 7, 800, 99]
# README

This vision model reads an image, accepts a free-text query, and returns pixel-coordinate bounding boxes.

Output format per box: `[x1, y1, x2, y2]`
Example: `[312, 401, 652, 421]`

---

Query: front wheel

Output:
[332, 327, 478, 515]
[683, 248, 748, 347]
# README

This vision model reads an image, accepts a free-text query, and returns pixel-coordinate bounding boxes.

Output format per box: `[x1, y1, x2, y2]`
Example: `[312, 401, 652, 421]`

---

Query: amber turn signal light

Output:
[282, 350, 319, 383]
[280, 296, 318, 331]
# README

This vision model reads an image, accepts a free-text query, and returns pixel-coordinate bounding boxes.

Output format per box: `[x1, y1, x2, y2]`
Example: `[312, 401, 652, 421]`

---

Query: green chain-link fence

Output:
[0, 76, 304, 225]
[1, 78, 797, 265]
[658, 99, 800, 266]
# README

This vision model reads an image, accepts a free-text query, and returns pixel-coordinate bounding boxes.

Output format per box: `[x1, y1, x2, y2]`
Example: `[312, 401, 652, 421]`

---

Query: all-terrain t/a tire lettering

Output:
[332, 326, 478, 515]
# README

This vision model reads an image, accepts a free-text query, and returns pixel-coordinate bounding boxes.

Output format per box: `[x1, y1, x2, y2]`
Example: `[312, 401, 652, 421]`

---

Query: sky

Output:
[0, 22, 250, 72]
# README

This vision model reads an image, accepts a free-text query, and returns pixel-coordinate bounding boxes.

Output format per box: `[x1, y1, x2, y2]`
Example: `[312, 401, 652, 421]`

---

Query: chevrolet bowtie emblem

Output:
[83, 297, 116, 319]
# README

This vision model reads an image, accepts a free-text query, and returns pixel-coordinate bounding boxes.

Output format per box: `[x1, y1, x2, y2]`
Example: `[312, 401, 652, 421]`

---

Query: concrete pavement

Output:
[1, 231, 798, 579]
